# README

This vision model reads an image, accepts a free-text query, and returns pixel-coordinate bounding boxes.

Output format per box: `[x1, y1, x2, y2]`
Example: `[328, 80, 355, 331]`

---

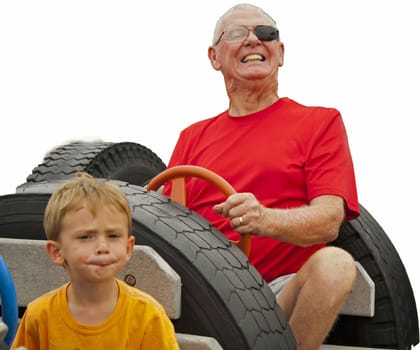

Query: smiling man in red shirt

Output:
[164, 4, 359, 350]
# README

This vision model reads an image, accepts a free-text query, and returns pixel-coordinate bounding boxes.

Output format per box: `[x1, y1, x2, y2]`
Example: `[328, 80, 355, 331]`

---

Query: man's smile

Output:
[241, 54, 265, 63]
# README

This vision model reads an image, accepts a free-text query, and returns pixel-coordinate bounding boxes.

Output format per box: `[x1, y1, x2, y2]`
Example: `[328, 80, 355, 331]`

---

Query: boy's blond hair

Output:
[43, 172, 132, 241]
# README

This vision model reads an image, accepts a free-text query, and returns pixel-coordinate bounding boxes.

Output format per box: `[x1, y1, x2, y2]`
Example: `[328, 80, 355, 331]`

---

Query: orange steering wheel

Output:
[146, 165, 251, 257]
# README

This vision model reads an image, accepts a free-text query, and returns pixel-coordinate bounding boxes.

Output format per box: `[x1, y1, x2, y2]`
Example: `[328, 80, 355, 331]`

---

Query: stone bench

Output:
[0, 237, 181, 319]
[0, 237, 222, 349]
[340, 261, 374, 317]
[0, 237, 375, 349]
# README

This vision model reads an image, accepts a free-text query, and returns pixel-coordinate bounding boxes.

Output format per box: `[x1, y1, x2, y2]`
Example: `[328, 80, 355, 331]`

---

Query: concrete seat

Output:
[0, 237, 181, 319]
[0, 237, 224, 350]
[0, 237, 374, 349]
[340, 261, 375, 317]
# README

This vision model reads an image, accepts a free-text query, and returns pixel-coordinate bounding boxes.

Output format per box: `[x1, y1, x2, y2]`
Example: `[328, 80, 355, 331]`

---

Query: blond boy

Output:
[11, 172, 179, 350]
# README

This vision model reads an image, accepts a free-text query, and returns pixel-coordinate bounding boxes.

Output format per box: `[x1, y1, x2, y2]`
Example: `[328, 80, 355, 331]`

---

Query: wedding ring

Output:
[239, 216, 243, 225]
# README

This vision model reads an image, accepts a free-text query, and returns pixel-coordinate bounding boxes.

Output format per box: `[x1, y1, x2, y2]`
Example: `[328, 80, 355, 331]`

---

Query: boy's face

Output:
[46, 202, 134, 284]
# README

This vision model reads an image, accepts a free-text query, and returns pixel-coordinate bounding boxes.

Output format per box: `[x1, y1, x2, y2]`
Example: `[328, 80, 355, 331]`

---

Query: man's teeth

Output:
[242, 54, 264, 63]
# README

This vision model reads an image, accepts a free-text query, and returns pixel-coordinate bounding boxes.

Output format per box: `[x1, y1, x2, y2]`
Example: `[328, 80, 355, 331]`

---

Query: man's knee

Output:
[307, 247, 356, 291]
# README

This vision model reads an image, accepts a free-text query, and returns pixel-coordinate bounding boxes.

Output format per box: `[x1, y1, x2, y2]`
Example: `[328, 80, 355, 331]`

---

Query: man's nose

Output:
[244, 29, 259, 43]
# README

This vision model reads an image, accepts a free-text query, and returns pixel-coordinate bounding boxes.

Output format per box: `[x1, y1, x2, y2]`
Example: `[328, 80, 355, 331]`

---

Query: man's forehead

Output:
[223, 9, 272, 26]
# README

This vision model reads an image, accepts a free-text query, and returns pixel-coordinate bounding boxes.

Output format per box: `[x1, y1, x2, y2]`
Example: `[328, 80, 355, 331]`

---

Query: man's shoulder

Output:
[283, 97, 339, 114]
[280, 98, 342, 127]
[180, 112, 225, 136]
[186, 112, 224, 128]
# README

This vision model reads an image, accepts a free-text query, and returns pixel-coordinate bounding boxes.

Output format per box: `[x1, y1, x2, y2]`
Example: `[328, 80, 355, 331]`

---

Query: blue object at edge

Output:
[0, 256, 18, 346]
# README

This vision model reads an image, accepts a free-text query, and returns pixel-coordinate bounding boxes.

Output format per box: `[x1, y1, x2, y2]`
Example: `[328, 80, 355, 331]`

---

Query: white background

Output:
[1, 0, 419, 343]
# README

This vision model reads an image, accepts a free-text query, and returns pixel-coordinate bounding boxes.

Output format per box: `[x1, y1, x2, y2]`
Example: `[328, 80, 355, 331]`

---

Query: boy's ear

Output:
[126, 235, 135, 259]
[46, 240, 65, 266]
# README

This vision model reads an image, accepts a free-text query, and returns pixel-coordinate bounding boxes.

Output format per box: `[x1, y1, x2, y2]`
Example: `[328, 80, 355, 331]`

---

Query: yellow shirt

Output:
[11, 279, 180, 350]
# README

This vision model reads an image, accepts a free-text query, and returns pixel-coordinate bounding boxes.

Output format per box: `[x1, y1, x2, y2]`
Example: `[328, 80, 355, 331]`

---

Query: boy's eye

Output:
[79, 234, 93, 240]
[109, 232, 121, 238]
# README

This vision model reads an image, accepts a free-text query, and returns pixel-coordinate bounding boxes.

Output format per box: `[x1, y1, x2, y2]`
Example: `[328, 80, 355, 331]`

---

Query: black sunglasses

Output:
[215, 25, 279, 45]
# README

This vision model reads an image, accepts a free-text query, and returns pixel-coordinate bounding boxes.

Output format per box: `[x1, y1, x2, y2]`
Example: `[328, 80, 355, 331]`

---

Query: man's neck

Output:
[225, 78, 279, 116]
[228, 92, 279, 116]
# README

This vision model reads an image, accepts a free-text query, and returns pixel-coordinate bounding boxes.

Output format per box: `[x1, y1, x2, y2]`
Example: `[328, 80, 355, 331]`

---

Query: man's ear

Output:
[208, 46, 222, 71]
[46, 240, 65, 266]
[278, 41, 285, 67]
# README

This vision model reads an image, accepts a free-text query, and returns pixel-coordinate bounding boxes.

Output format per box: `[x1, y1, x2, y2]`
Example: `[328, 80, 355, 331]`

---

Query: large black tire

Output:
[2, 134, 419, 350]
[2, 182, 417, 349]
[326, 205, 419, 350]
[0, 181, 296, 350]
[17, 141, 166, 191]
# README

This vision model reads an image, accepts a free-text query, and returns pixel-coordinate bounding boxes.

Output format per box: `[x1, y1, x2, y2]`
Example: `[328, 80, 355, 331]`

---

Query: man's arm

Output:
[214, 193, 344, 247]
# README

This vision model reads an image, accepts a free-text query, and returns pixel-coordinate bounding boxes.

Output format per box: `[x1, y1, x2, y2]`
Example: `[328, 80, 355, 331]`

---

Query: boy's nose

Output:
[96, 238, 110, 254]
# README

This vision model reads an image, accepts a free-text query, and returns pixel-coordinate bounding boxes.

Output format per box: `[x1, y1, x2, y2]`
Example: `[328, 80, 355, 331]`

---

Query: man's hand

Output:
[213, 192, 269, 235]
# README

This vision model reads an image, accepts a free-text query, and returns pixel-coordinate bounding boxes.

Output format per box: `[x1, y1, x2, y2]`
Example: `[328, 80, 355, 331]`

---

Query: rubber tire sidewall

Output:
[326, 205, 419, 349]
[18, 141, 166, 191]
[0, 180, 296, 350]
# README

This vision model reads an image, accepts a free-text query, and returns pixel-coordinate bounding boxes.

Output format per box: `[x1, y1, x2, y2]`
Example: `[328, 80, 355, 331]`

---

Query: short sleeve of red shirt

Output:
[301, 104, 359, 220]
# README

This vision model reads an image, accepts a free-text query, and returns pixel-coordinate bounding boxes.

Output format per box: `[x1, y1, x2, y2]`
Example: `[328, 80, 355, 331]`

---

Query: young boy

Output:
[11, 172, 180, 349]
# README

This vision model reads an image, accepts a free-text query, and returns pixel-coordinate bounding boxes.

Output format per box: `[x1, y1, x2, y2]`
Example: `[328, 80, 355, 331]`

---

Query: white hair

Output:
[212, 3, 278, 45]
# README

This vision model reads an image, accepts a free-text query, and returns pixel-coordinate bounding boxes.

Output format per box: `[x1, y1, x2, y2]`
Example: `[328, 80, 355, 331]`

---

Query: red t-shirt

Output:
[164, 98, 359, 282]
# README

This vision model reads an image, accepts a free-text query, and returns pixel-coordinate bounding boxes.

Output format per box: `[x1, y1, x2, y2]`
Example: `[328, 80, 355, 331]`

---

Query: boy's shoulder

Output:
[25, 283, 67, 316]
[117, 279, 166, 312]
